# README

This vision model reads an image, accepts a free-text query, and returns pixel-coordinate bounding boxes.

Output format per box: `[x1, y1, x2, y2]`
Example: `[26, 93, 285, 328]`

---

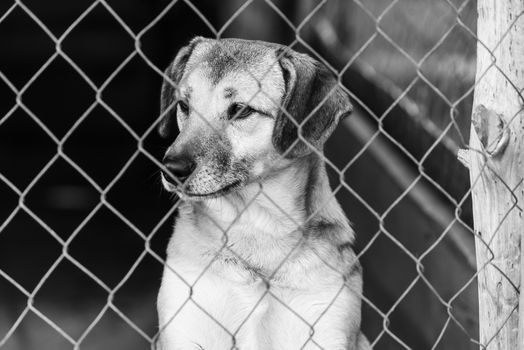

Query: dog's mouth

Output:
[161, 173, 242, 200]
[184, 180, 242, 199]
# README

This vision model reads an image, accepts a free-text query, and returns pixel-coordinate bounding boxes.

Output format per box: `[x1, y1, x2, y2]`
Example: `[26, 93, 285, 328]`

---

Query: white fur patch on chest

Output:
[158, 254, 355, 350]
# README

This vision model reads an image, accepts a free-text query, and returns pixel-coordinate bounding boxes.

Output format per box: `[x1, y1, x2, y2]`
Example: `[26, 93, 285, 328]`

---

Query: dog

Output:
[156, 37, 371, 350]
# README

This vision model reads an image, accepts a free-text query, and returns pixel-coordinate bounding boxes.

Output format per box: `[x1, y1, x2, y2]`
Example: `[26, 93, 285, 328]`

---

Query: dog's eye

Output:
[228, 103, 254, 121]
[177, 101, 190, 115]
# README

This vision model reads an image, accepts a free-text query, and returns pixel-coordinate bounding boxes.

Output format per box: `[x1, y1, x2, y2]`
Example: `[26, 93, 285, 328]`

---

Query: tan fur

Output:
[157, 37, 370, 350]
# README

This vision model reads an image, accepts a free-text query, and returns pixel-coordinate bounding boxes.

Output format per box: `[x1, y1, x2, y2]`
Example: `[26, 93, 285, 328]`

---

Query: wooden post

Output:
[469, 1, 524, 348]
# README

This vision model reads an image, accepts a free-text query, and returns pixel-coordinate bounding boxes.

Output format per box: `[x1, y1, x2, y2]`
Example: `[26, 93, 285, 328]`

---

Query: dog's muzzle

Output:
[162, 155, 196, 185]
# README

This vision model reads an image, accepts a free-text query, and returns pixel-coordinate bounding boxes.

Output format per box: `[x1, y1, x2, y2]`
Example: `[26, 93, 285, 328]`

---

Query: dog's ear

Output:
[158, 37, 203, 138]
[272, 48, 352, 157]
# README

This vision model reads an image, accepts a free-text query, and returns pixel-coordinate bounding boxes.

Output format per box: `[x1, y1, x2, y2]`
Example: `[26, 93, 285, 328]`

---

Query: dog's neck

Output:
[172, 153, 355, 281]
[180, 153, 351, 241]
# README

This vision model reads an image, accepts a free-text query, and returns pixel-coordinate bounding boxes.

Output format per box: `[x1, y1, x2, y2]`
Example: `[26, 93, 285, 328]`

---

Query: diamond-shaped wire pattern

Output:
[0, 0, 522, 349]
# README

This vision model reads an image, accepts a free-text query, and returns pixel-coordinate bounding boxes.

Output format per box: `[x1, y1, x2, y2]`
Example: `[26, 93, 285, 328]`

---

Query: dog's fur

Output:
[157, 37, 370, 350]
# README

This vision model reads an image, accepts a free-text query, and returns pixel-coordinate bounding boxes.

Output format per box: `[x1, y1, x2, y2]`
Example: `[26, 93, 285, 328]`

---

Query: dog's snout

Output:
[162, 155, 195, 183]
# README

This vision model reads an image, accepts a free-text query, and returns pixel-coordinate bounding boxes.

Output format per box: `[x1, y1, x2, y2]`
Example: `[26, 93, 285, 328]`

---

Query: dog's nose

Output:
[162, 155, 195, 183]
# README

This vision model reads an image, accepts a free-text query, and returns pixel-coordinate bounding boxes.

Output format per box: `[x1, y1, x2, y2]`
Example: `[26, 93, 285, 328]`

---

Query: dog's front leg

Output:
[157, 261, 268, 350]
[157, 263, 236, 350]
[266, 283, 363, 350]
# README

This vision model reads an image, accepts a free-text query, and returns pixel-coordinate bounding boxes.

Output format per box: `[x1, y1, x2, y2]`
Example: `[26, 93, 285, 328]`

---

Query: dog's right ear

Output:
[272, 48, 352, 158]
[158, 37, 203, 138]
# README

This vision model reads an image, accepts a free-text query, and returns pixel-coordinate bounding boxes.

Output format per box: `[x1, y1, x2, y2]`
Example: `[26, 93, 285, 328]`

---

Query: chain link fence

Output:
[0, 0, 522, 349]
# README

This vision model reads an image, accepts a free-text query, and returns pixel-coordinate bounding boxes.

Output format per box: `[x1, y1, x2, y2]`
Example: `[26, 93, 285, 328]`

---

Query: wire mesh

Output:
[0, 0, 522, 349]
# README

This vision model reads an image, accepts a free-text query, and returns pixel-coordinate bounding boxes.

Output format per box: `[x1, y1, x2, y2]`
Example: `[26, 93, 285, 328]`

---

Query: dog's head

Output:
[159, 37, 352, 199]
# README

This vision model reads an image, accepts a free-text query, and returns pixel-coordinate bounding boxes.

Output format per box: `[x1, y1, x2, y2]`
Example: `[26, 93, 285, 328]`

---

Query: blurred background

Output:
[0, 0, 479, 349]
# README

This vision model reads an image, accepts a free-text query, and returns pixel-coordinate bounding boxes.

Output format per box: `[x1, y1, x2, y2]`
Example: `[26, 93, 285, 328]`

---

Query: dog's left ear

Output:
[272, 48, 353, 158]
[159, 37, 203, 138]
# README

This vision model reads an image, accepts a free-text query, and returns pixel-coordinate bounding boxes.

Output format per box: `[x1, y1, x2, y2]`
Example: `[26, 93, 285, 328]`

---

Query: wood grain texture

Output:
[470, 1, 524, 348]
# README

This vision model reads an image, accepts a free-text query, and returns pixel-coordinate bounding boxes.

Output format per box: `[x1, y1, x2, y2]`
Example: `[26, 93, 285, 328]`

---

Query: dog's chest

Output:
[158, 256, 353, 349]
[160, 200, 358, 348]
[173, 204, 305, 276]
